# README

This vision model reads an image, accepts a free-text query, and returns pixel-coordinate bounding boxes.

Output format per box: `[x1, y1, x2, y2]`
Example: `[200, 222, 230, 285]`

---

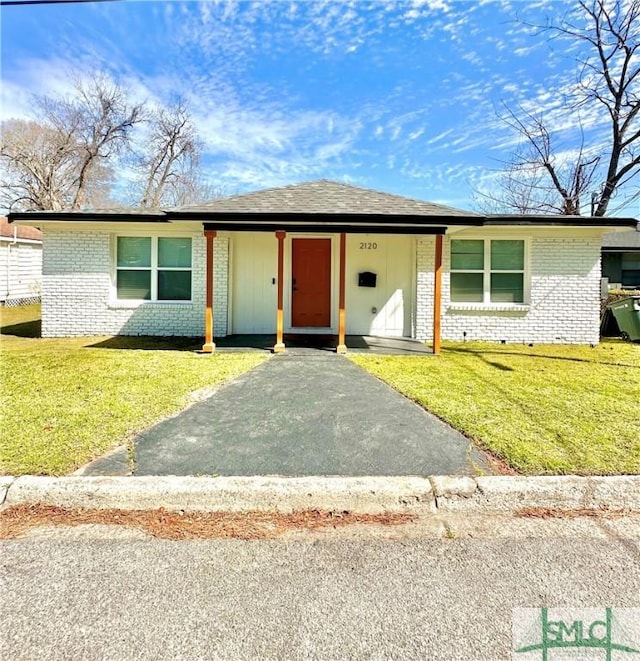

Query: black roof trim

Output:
[8, 212, 168, 223]
[172, 211, 481, 225]
[7, 209, 637, 229]
[203, 222, 447, 235]
[483, 215, 638, 228]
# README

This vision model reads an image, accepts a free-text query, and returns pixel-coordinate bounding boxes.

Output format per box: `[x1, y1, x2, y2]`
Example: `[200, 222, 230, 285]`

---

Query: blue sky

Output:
[1, 0, 635, 213]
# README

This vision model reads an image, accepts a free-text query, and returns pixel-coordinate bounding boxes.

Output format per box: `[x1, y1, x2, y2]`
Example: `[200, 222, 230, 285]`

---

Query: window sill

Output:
[108, 300, 194, 310]
[447, 303, 530, 313]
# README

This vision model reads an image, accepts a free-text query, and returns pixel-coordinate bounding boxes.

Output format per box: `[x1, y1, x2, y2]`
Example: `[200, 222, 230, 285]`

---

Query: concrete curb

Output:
[1, 475, 639, 515]
[432, 475, 640, 512]
[0, 476, 15, 506]
[1, 476, 436, 515]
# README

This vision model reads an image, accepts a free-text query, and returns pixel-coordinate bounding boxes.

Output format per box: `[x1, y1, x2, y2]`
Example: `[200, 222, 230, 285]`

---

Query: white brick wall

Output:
[416, 233, 602, 344]
[42, 226, 602, 344]
[415, 236, 435, 342]
[41, 229, 229, 338]
[212, 235, 229, 337]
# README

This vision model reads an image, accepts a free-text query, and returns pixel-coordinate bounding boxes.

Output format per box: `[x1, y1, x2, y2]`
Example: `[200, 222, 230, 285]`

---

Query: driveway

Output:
[126, 354, 491, 477]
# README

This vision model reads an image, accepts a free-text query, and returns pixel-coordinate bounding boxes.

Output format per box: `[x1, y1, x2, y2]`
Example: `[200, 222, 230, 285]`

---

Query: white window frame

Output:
[450, 238, 530, 305]
[114, 235, 193, 303]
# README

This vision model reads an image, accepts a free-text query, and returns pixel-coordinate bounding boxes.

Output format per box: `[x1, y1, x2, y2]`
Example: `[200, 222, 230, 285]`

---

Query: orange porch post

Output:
[433, 233, 443, 355]
[336, 232, 347, 354]
[273, 231, 286, 353]
[202, 230, 216, 353]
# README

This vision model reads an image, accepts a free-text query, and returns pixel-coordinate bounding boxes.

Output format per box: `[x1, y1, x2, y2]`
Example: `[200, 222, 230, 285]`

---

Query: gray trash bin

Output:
[607, 296, 640, 341]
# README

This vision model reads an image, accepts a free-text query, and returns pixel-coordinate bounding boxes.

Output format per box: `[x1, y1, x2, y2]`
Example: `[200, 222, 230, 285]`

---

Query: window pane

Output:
[117, 237, 151, 267]
[158, 238, 192, 268]
[450, 272, 484, 302]
[491, 273, 523, 303]
[622, 270, 640, 287]
[158, 270, 192, 300]
[491, 240, 524, 270]
[117, 270, 151, 299]
[451, 240, 484, 270]
[622, 253, 640, 270]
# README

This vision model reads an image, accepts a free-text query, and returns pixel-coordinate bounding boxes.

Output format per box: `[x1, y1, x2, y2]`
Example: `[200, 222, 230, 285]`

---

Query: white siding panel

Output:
[0, 240, 42, 303]
[345, 234, 413, 337]
[231, 232, 278, 334]
[0, 243, 8, 301]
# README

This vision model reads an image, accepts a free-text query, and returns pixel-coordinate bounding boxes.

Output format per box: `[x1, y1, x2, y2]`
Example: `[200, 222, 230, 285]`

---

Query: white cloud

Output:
[514, 45, 537, 57]
[427, 128, 454, 145]
[0, 80, 35, 122]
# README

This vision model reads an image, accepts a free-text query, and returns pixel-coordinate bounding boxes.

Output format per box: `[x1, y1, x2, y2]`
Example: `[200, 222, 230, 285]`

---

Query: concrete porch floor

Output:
[214, 334, 434, 355]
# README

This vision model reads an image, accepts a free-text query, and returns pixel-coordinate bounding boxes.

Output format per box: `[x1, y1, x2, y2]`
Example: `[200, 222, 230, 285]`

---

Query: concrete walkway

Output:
[119, 354, 491, 477]
[214, 334, 434, 355]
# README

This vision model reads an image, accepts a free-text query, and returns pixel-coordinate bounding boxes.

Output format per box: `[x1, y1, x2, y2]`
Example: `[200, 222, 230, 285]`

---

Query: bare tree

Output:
[137, 102, 200, 208]
[484, 106, 600, 215]
[58, 75, 144, 209]
[1, 75, 143, 211]
[0, 74, 219, 212]
[474, 162, 562, 216]
[172, 177, 231, 207]
[492, 0, 640, 216]
[0, 119, 78, 210]
[578, 0, 640, 215]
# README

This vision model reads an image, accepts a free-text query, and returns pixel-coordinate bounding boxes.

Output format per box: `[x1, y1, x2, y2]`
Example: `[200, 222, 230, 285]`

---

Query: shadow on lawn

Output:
[87, 336, 203, 351]
[445, 343, 640, 369]
[0, 319, 41, 338]
[87, 334, 331, 352]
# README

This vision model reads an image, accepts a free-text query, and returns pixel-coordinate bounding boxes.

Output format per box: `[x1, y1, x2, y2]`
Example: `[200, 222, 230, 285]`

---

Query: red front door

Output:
[291, 238, 331, 327]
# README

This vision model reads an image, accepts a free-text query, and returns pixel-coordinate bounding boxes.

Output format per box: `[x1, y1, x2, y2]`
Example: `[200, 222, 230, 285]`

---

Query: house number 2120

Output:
[359, 242, 378, 250]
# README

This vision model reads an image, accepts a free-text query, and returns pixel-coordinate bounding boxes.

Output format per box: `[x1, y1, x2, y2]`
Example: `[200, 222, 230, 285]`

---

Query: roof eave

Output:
[8, 211, 169, 224]
[7, 209, 637, 230]
[172, 211, 483, 225]
[484, 215, 638, 228]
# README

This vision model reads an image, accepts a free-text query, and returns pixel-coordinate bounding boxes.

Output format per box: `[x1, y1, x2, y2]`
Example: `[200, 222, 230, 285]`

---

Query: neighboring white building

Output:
[9, 181, 637, 350]
[0, 216, 43, 306]
[602, 225, 640, 289]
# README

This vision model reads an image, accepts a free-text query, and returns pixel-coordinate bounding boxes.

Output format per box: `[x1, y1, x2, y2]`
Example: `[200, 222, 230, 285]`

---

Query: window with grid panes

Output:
[116, 237, 192, 301]
[450, 239, 525, 304]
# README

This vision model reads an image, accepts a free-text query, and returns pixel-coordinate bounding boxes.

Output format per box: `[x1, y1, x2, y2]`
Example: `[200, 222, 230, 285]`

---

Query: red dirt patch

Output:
[0, 504, 416, 540]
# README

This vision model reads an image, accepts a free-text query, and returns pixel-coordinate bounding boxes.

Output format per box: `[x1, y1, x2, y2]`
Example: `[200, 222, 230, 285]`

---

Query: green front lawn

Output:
[3, 305, 639, 476]
[350, 341, 640, 475]
[0, 305, 266, 475]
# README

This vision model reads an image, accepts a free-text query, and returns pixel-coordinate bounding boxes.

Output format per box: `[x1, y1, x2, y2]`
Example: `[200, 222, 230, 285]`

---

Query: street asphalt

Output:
[122, 354, 490, 477]
[2, 524, 640, 660]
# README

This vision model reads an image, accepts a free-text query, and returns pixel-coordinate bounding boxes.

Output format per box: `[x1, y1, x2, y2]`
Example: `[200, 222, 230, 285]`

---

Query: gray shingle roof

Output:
[8, 180, 636, 231]
[177, 180, 478, 217]
[602, 226, 640, 249]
